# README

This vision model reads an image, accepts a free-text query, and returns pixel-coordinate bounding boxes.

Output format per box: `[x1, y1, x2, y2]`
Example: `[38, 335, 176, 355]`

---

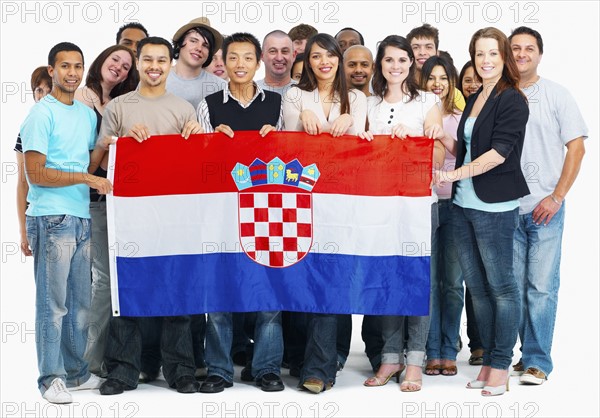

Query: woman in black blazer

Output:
[434, 27, 529, 396]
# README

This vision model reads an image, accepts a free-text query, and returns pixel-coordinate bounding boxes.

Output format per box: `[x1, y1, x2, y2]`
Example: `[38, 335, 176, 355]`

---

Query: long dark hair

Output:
[296, 33, 349, 115]
[372, 35, 419, 102]
[86, 45, 138, 105]
[420, 55, 460, 115]
[468, 27, 526, 100]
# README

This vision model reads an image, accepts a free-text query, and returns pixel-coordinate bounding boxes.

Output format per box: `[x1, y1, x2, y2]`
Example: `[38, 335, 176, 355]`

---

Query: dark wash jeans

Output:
[104, 315, 195, 388]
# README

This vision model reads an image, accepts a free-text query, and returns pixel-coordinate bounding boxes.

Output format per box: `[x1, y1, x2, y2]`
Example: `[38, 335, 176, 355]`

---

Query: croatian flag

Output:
[107, 132, 433, 317]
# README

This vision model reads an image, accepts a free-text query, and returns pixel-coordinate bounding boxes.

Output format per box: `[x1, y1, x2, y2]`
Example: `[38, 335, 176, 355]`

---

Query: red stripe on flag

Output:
[111, 131, 433, 198]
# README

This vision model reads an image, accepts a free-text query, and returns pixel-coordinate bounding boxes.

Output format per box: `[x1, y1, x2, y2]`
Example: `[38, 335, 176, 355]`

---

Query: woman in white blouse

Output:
[283, 33, 367, 136]
[360, 34, 445, 393]
[281, 33, 367, 394]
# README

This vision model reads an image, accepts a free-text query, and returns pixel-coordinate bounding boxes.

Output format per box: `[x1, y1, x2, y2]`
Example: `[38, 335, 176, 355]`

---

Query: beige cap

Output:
[172, 17, 223, 50]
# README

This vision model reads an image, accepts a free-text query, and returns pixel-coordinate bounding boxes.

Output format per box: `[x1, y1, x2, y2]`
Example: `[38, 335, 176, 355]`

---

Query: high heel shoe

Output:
[466, 379, 486, 389]
[482, 380, 509, 396]
[364, 368, 402, 387]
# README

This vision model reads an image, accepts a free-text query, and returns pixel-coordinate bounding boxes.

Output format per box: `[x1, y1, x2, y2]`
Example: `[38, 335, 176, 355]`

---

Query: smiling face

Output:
[381, 46, 412, 87]
[137, 43, 171, 88]
[510, 33, 542, 81]
[262, 35, 295, 79]
[101, 50, 133, 86]
[48, 51, 84, 99]
[344, 47, 373, 90]
[225, 41, 260, 86]
[308, 43, 339, 84]
[461, 65, 481, 98]
[410, 37, 436, 70]
[426, 65, 449, 99]
[206, 48, 227, 79]
[474, 37, 503, 84]
[178, 30, 210, 69]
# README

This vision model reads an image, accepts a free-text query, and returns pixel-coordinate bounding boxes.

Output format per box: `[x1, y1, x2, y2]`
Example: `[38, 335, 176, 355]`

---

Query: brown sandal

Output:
[425, 363, 442, 376]
[440, 365, 458, 376]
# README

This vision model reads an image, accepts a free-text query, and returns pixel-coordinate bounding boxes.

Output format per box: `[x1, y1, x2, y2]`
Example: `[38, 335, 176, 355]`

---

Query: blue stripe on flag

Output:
[115, 253, 430, 317]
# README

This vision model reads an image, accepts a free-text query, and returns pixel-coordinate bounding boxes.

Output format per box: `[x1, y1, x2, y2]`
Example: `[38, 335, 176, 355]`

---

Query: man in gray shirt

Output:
[256, 30, 297, 97]
[166, 17, 227, 110]
[509, 26, 587, 386]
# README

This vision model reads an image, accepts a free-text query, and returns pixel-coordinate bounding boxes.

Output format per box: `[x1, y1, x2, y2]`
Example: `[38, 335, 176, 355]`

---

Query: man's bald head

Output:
[344, 45, 374, 94]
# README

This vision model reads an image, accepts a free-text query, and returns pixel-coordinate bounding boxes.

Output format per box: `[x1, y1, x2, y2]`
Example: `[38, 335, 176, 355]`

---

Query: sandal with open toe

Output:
[400, 379, 422, 392]
[364, 364, 404, 387]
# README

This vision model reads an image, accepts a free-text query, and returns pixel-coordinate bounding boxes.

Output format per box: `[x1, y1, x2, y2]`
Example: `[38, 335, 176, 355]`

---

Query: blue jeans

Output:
[105, 316, 195, 388]
[206, 311, 282, 382]
[85, 201, 111, 377]
[427, 199, 464, 361]
[27, 215, 92, 393]
[301, 313, 337, 385]
[381, 315, 430, 366]
[514, 204, 565, 377]
[361, 315, 384, 371]
[452, 205, 521, 370]
[336, 314, 352, 365]
[465, 288, 483, 351]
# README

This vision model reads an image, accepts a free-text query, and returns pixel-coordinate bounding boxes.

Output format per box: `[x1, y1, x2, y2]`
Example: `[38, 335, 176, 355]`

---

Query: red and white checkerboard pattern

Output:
[239, 192, 313, 267]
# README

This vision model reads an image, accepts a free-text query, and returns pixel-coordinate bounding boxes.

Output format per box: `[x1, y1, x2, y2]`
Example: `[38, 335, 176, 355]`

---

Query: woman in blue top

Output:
[434, 27, 529, 396]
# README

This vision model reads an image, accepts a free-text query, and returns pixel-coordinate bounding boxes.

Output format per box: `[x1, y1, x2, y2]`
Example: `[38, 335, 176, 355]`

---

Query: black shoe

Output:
[199, 375, 233, 394]
[99, 378, 135, 395]
[241, 366, 254, 382]
[257, 373, 284, 392]
[175, 375, 200, 393]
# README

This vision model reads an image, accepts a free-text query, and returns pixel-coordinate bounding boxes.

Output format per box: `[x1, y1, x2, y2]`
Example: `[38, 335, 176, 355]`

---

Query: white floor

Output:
[1, 312, 598, 418]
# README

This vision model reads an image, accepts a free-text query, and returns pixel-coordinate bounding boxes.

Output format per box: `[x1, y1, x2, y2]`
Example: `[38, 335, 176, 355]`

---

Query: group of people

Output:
[16, 17, 587, 405]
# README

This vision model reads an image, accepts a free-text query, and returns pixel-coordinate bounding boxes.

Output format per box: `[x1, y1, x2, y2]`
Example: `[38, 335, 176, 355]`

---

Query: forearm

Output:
[449, 149, 505, 181]
[433, 140, 446, 170]
[17, 181, 28, 235]
[26, 165, 95, 188]
[439, 131, 457, 156]
[552, 139, 585, 201]
[88, 146, 107, 174]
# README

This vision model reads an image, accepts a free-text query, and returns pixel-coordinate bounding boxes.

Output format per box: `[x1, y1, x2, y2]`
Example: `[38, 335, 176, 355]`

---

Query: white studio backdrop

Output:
[1, 1, 598, 417]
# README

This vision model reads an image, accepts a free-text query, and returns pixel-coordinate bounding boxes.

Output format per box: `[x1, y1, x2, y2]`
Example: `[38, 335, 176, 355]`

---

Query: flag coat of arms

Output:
[107, 132, 433, 317]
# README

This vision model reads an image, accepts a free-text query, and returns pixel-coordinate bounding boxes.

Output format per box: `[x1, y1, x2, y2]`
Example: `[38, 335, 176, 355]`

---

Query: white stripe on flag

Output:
[112, 193, 432, 258]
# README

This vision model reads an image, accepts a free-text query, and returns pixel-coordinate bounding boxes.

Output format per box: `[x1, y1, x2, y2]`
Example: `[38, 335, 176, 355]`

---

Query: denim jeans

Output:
[205, 311, 282, 382]
[381, 315, 430, 366]
[283, 312, 306, 370]
[27, 215, 92, 393]
[190, 314, 206, 368]
[104, 315, 195, 387]
[336, 314, 352, 365]
[452, 205, 521, 370]
[361, 315, 384, 371]
[300, 313, 337, 385]
[84, 201, 110, 377]
[465, 288, 483, 351]
[514, 203, 565, 377]
[427, 199, 464, 361]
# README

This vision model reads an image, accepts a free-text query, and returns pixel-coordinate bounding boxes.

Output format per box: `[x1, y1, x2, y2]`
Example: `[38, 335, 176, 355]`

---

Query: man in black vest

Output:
[197, 33, 284, 393]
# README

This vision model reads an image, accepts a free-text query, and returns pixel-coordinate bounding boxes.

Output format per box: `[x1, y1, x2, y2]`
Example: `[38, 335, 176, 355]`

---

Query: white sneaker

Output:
[43, 378, 72, 404]
[71, 374, 105, 391]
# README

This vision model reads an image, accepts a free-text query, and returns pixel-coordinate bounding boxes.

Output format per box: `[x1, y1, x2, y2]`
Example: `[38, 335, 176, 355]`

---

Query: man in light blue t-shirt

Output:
[20, 42, 112, 404]
[509, 27, 587, 385]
